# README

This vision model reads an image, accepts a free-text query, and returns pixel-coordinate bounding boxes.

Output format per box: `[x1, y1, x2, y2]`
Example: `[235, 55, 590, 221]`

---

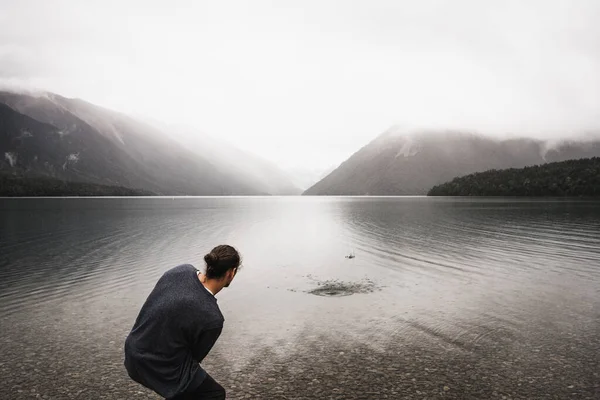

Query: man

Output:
[124, 245, 241, 399]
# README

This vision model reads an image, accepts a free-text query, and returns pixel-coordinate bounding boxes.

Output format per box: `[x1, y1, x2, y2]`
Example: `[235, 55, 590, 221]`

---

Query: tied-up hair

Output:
[204, 245, 241, 279]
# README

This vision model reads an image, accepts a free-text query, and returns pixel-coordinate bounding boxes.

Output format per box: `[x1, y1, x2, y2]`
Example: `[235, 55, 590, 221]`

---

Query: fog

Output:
[1, 0, 599, 169]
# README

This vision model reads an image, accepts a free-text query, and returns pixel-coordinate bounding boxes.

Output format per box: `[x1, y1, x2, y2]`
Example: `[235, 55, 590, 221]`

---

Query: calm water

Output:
[1, 197, 599, 399]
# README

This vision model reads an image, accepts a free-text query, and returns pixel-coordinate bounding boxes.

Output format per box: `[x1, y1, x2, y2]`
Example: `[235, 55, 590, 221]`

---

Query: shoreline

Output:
[5, 329, 597, 399]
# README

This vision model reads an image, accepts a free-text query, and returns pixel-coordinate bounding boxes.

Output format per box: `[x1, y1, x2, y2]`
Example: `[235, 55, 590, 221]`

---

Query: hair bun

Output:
[204, 252, 219, 266]
[203, 245, 241, 279]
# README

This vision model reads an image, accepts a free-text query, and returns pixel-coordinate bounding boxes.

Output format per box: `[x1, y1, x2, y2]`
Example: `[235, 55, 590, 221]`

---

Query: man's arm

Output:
[191, 326, 223, 363]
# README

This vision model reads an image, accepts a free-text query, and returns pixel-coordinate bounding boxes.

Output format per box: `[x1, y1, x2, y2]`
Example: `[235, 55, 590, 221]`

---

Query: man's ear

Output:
[227, 268, 236, 280]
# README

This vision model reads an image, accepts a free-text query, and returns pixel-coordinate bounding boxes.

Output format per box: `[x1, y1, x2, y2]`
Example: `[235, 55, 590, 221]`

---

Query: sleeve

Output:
[191, 326, 223, 363]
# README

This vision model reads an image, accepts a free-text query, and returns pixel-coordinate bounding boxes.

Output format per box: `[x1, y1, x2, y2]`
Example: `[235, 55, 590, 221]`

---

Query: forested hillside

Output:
[428, 158, 600, 196]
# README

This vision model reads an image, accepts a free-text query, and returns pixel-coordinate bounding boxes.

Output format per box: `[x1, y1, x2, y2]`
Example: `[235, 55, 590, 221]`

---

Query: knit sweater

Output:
[124, 264, 224, 398]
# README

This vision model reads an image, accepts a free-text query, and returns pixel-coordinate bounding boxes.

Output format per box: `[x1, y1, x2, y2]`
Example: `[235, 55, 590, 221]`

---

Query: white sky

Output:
[1, 0, 599, 169]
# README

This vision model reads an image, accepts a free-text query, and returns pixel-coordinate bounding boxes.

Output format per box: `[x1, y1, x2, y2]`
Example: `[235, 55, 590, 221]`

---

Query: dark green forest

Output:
[0, 174, 155, 196]
[428, 157, 600, 196]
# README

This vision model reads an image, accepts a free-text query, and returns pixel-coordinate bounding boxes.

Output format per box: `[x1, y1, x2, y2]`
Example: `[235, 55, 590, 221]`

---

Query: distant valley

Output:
[2, 92, 599, 197]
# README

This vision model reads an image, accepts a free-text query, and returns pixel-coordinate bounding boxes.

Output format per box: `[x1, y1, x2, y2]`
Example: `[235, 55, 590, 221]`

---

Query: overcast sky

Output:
[1, 0, 599, 169]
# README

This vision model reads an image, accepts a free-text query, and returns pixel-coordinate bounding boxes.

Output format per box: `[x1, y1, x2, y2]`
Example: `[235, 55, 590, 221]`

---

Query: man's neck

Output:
[198, 273, 224, 296]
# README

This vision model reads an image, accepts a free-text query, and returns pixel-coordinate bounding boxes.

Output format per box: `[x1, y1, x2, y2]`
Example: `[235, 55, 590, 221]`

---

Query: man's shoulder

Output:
[162, 263, 197, 278]
[153, 264, 197, 297]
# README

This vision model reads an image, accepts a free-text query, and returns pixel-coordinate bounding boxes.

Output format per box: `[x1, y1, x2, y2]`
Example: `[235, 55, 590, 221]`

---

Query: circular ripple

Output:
[307, 279, 378, 297]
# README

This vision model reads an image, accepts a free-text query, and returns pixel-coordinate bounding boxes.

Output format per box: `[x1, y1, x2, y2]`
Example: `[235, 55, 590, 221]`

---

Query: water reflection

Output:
[1, 197, 599, 399]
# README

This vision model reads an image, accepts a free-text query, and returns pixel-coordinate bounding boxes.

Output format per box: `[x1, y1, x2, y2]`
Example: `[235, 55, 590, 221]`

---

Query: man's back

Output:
[124, 264, 224, 399]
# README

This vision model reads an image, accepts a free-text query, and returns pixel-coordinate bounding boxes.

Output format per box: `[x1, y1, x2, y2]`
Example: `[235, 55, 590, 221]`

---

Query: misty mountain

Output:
[303, 126, 600, 195]
[147, 122, 301, 195]
[0, 91, 296, 195]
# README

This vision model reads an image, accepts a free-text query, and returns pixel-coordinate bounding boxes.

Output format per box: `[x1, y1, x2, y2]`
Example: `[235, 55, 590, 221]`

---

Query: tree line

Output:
[428, 157, 600, 196]
[0, 174, 155, 196]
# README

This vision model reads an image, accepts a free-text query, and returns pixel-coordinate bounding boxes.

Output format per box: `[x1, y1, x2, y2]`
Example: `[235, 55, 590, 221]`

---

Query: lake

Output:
[1, 197, 599, 399]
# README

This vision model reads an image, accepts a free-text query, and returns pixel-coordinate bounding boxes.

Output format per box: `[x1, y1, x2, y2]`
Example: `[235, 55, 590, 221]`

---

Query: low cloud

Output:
[0, 0, 599, 168]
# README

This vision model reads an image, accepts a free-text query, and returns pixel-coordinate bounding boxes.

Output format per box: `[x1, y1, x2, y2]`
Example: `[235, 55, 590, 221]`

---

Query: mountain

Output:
[303, 126, 600, 195]
[0, 101, 142, 188]
[0, 91, 295, 195]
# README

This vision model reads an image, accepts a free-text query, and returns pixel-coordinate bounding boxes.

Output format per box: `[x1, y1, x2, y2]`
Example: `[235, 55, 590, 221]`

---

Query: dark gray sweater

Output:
[124, 264, 224, 398]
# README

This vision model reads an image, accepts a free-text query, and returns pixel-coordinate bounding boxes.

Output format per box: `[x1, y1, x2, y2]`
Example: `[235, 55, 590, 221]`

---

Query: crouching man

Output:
[124, 245, 241, 399]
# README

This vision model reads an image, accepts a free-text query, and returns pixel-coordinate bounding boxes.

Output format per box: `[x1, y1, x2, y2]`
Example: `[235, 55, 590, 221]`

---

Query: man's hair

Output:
[204, 245, 241, 279]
